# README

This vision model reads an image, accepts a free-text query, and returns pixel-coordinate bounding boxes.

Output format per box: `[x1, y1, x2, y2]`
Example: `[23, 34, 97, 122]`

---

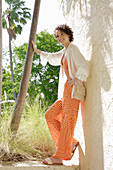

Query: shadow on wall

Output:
[79, 1, 112, 170]
[63, 0, 112, 170]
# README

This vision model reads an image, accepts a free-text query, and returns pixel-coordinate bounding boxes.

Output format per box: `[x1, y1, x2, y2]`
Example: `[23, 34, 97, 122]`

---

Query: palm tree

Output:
[0, 0, 2, 119]
[2, 0, 31, 100]
[10, 0, 41, 133]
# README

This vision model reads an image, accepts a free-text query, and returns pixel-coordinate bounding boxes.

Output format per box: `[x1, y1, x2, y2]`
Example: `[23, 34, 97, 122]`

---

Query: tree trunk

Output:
[9, 38, 17, 100]
[10, 0, 41, 133]
[0, 0, 2, 120]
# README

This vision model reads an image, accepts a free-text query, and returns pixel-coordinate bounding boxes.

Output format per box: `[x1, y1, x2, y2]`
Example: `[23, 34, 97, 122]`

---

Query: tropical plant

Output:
[10, 0, 41, 134]
[0, 98, 55, 159]
[2, 30, 63, 108]
[2, 0, 31, 100]
[31, 31, 63, 105]
[2, 30, 63, 104]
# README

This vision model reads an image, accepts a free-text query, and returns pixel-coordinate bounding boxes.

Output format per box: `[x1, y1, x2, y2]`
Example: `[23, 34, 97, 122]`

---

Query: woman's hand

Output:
[67, 77, 77, 86]
[32, 41, 41, 54]
[67, 77, 82, 86]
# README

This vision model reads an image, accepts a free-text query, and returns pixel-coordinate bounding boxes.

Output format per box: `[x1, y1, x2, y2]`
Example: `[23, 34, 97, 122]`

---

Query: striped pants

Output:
[45, 80, 80, 160]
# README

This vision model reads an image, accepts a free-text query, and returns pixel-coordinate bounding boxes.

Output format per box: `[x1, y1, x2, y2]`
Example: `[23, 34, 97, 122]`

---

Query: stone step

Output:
[0, 161, 79, 170]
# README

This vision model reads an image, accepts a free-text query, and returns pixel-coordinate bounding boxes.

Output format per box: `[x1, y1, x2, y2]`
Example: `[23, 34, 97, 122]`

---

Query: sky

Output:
[2, 0, 65, 49]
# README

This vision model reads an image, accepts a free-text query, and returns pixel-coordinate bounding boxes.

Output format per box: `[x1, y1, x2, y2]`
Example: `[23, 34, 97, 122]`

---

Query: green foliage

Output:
[2, 69, 13, 100]
[2, 0, 31, 35]
[2, 31, 63, 105]
[2, 0, 31, 100]
[0, 98, 55, 159]
[29, 31, 64, 105]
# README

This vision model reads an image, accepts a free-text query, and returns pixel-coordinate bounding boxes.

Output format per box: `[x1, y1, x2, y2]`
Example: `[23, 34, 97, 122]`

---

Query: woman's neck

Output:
[64, 41, 70, 49]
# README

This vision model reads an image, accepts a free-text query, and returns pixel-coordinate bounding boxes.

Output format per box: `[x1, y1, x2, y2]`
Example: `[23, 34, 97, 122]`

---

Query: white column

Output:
[62, 1, 113, 170]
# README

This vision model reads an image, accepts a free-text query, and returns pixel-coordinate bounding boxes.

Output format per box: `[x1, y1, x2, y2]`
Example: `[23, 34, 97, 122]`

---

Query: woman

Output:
[32, 24, 89, 165]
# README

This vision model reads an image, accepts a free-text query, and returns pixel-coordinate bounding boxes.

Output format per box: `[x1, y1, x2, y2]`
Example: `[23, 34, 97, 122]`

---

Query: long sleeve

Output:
[71, 45, 89, 82]
[40, 49, 65, 66]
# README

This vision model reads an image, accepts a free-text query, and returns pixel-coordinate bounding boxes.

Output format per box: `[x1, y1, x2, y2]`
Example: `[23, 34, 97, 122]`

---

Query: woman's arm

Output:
[67, 45, 89, 86]
[32, 41, 41, 54]
[32, 41, 64, 66]
[67, 77, 82, 86]
[72, 46, 89, 81]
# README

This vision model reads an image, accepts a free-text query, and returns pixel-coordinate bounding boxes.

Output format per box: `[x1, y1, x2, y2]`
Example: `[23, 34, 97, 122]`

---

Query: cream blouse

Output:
[40, 42, 89, 99]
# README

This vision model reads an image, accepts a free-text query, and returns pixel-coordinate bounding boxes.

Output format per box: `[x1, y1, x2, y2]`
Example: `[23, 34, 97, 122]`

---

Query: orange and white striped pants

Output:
[45, 79, 80, 160]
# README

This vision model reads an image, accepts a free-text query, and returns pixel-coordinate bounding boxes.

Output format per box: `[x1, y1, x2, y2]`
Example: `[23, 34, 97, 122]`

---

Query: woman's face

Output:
[55, 30, 70, 46]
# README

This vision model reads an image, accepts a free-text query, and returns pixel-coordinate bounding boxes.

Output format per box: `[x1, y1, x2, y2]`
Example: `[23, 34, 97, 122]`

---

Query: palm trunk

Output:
[0, 0, 2, 120]
[9, 38, 17, 100]
[10, 0, 41, 133]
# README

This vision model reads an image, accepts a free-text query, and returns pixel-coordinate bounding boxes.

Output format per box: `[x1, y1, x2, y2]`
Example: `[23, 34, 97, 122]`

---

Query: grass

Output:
[0, 97, 56, 162]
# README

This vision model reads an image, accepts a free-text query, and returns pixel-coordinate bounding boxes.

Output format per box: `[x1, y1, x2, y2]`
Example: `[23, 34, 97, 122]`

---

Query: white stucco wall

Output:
[60, 0, 113, 170]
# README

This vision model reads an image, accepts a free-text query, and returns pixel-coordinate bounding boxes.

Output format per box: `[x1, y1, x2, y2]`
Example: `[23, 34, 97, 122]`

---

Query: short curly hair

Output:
[54, 24, 74, 42]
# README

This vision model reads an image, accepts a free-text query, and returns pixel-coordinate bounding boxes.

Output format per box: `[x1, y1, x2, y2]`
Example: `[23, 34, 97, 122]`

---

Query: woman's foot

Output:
[42, 157, 63, 165]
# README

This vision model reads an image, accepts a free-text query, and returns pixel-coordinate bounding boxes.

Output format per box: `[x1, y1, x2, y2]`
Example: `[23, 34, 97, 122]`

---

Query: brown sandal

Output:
[42, 157, 63, 165]
[71, 141, 79, 158]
